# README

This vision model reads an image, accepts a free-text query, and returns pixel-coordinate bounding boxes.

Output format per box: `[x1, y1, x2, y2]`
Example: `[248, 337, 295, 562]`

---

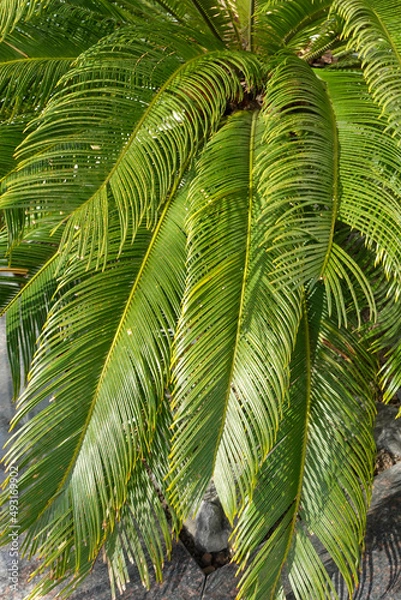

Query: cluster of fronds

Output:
[1, 2, 401, 599]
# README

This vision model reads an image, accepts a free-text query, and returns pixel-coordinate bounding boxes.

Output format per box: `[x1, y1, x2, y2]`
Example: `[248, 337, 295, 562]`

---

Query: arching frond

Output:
[233, 288, 377, 600]
[0, 57, 73, 120]
[130, 0, 241, 44]
[169, 111, 301, 523]
[0, 25, 261, 260]
[0, 228, 26, 310]
[322, 239, 376, 328]
[0, 4, 400, 600]
[319, 70, 401, 281]
[0, 3, 120, 120]
[301, 13, 343, 64]
[369, 301, 401, 405]
[0, 0, 144, 41]
[363, 271, 401, 406]
[254, 0, 332, 54]
[259, 54, 340, 289]
[186, 0, 242, 47]
[103, 404, 173, 598]
[25, 427, 173, 599]
[0, 185, 187, 593]
[333, 0, 401, 142]
[0, 0, 47, 40]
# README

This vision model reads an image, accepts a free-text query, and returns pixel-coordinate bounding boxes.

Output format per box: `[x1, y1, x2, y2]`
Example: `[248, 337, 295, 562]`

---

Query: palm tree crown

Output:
[1, 1, 401, 598]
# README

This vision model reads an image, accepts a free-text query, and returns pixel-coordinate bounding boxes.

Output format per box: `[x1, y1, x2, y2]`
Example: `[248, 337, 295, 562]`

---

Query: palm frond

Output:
[169, 111, 301, 523]
[300, 14, 343, 64]
[333, 0, 401, 142]
[0, 2, 121, 119]
[370, 303, 401, 405]
[319, 69, 401, 281]
[3, 240, 61, 397]
[233, 287, 377, 599]
[0, 227, 26, 309]
[127, 0, 235, 42]
[65, 0, 146, 21]
[0, 119, 32, 248]
[0, 185, 187, 592]
[25, 445, 172, 599]
[0, 210, 62, 395]
[103, 403, 173, 598]
[0, 57, 74, 120]
[186, 0, 242, 46]
[258, 54, 340, 289]
[0, 0, 48, 39]
[0, 4, 400, 600]
[254, 0, 332, 54]
[3, 2, 117, 56]
[233, 0, 256, 50]
[322, 240, 376, 328]
[0, 24, 261, 260]
[363, 272, 401, 405]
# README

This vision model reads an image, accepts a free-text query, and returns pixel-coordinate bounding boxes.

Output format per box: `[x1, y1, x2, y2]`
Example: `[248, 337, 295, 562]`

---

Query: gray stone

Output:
[374, 403, 401, 457]
[194, 498, 231, 553]
[184, 482, 232, 554]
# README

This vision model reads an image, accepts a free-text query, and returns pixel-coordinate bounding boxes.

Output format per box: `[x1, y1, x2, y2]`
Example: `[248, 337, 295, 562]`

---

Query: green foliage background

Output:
[0, 1, 401, 598]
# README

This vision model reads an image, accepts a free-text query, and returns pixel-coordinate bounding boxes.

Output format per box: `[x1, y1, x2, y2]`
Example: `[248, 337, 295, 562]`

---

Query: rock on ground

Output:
[375, 403, 401, 458]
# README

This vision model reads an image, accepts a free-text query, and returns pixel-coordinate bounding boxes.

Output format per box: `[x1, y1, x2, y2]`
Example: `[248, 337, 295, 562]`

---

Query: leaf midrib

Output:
[318, 78, 340, 278]
[0, 56, 75, 67]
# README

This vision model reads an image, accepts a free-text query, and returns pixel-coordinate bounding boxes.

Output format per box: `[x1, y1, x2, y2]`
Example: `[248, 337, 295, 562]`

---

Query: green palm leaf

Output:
[0, 227, 27, 310]
[233, 288, 377, 600]
[363, 272, 401, 406]
[0, 0, 129, 41]
[0, 118, 25, 175]
[0, 185, 187, 593]
[255, 0, 332, 53]
[0, 4, 119, 119]
[1, 4, 401, 600]
[26, 433, 173, 599]
[319, 69, 401, 280]
[333, 0, 401, 141]
[0, 57, 74, 120]
[169, 111, 301, 522]
[1, 24, 261, 259]
[0, 0, 47, 39]
[188, 0, 242, 46]
[2, 243, 61, 397]
[322, 239, 376, 327]
[259, 54, 340, 287]
[103, 404, 173, 598]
